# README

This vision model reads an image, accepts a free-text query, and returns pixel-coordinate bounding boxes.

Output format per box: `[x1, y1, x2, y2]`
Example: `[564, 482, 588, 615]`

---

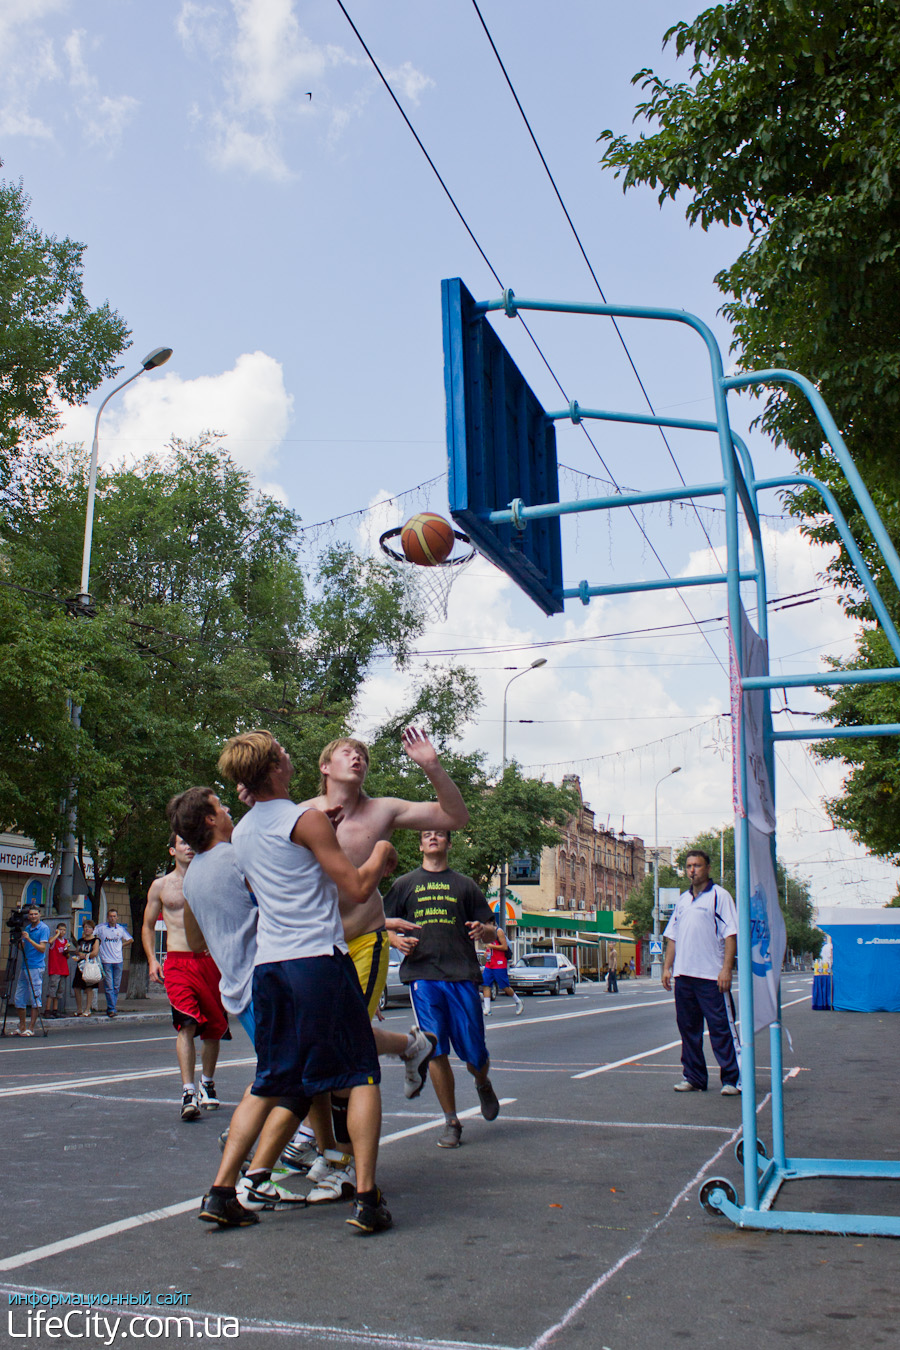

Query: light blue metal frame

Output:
[461, 287, 900, 1237]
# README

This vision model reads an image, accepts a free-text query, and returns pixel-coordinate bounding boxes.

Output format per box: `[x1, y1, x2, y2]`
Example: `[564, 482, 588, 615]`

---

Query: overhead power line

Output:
[332, 0, 729, 675]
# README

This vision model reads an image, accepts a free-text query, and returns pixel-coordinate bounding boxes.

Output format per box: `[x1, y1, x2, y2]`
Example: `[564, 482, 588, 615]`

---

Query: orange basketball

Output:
[400, 512, 456, 567]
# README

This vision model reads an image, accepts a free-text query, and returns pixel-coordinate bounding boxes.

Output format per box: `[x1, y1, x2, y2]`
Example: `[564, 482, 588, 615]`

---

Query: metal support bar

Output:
[486, 481, 726, 526]
[772, 724, 900, 741]
[743, 669, 900, 690]
[546, 402, 720, 435]
[562, 571, 756, 603]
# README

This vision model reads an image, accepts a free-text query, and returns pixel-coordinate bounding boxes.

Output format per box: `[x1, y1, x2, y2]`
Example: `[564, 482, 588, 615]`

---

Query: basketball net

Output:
[379, 526, 476, 622]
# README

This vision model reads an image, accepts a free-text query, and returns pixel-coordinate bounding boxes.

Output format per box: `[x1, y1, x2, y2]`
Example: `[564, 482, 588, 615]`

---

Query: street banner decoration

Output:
[730, 603, 786, 1033]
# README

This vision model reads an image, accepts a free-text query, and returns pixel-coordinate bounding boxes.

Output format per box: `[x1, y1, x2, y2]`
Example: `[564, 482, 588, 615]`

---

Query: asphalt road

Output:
[1, 975, 898, 1350]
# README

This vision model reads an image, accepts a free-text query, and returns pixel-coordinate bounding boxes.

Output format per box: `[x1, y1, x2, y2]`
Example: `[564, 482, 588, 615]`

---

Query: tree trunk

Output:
[126, 867, 150, 1000]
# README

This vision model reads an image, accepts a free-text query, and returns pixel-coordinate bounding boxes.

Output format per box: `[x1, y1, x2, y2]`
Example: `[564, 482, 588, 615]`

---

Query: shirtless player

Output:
[284, 729, 469, 1194]
[143, 834, 230, 1122]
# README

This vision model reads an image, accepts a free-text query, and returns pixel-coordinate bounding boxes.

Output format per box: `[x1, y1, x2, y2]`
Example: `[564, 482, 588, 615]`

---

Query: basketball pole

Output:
[498, 659, 547, 940]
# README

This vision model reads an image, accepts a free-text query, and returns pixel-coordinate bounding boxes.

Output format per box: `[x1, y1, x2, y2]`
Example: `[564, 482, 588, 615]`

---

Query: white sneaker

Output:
[279, 1137, 319, 1172]
[403, 1026, 437, 1099]
[514, 999, 524, 1015]
[720, 1083, 741, 1096]
[307, 1156, 356, 1204]
[236, 1176, 307, 1211]
[306, 1148, 347, 1184]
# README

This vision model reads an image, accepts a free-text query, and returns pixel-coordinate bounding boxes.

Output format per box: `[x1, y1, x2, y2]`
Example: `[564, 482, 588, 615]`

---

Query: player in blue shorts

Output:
[383, 829, 501, 1148]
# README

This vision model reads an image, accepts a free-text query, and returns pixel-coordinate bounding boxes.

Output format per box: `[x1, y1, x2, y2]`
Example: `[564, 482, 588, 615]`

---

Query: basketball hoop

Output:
[379, 525, 476, 621]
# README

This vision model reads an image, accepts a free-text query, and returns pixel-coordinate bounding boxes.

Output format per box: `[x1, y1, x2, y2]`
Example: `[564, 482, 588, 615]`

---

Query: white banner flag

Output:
[748, 823, 787, 1033]
[731, 602, 784, 1031]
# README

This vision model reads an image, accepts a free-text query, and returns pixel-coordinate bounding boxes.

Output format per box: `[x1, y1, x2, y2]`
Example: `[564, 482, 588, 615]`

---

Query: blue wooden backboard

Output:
[441, 277, 564, 616]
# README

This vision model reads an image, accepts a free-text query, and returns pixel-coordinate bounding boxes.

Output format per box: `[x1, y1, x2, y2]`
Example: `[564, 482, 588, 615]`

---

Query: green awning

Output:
[518, 911, 617, 935]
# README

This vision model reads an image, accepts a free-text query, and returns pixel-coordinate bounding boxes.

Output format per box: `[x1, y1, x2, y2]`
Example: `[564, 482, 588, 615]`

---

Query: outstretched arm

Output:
[390, 727, 470, 831]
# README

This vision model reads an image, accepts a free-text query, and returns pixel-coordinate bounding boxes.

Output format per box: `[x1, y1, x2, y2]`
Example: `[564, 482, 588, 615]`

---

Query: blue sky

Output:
[2, 0, 893, 906]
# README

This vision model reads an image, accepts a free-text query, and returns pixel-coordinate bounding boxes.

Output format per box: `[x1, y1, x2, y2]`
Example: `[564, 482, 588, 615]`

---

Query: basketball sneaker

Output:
[198, 1079, 219, 1110]
[199, 1191, 259, 1227]
[181, 1087, 200, 1122]
[307, 1157, 356, 1204]
[346, 1188, 392, 1234]
[402, 1027, 438, 1099]
[280, 1137, 320, 1173]
[236, 1176, 307, 1211]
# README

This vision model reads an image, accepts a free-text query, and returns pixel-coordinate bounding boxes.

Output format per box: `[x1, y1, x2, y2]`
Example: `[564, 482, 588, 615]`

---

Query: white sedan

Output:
[508, 953, 577, 996]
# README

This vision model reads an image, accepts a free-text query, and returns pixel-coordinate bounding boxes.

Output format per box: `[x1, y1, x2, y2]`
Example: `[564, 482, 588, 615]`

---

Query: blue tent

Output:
[816, 909, 900, 1013]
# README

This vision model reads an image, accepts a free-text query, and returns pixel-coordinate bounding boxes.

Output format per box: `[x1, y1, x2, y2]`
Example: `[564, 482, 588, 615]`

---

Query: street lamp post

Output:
[497, 658, 547, 941]
[57, 348, 173, 917]
[651, 766, 681, 981]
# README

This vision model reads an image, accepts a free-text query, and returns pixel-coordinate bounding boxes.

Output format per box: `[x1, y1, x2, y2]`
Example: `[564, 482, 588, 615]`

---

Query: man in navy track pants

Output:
[662, 850, 741, 1096]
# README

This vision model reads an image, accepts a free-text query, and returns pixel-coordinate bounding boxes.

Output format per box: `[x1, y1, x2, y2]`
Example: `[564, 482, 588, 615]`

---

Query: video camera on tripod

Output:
[6, 906, 28, 945]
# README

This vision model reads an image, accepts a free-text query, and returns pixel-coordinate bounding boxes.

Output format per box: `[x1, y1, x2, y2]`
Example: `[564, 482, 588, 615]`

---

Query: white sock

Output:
[483, 999, 491, 1013]
[201, 1075, 213, 1086]
[513, 994, 522, 1006]
[183, 1081, 195, 1092]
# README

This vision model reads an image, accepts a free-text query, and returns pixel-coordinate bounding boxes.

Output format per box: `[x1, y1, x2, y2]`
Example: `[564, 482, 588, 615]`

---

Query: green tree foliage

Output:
[623, 864, 681, 943]
[599, 0, 900, 877]
[364, 672, 579, 890]
[624, 826, 823, 955]
[0, 177, 129, 481]
[0, 438, 424, 980]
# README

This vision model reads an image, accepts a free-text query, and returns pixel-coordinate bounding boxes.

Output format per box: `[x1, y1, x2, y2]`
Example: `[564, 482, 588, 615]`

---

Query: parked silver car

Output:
[509, 953, 577, 996]
[378, 948, 412, 1010]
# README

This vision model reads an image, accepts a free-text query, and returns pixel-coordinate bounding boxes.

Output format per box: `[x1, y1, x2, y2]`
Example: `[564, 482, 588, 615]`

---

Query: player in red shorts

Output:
[142, 833, 230, 1121]
[480, 928, 523, 1016]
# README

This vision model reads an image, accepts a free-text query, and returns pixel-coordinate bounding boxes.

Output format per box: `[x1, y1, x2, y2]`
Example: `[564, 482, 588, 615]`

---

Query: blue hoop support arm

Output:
[724, 369, 900, 604]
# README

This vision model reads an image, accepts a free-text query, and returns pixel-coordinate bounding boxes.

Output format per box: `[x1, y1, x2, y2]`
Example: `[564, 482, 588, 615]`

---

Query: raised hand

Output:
[401, 725, 439, 768]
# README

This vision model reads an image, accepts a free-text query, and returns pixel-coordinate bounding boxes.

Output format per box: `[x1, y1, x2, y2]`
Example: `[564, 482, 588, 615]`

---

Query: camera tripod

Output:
[1, 925, 48, 1038]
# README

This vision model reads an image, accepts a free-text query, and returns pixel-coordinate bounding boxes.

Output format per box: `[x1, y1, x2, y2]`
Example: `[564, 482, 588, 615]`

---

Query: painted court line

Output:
[0, 1056, 259, 1098]
[572, 1039, 682, 1080]
[528, 1067, 802, 1350]
[0, 1100, 516, 1272]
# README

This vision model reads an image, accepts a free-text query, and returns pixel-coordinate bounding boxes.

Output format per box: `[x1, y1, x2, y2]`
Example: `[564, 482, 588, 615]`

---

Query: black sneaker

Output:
[181, 1087, 201, 1121]
[477, 1078, 500, 1121]
[346, 1189, 392, 1234]
[199, 1192, 259, 1227]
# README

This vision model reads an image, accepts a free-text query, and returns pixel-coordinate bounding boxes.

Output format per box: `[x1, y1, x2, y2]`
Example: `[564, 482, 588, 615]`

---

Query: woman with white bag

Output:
[72, 920, 101, 1017]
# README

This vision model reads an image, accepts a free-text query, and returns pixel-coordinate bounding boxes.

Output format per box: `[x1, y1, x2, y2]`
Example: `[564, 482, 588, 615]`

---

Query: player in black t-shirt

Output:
[383, 829, 501, 1147]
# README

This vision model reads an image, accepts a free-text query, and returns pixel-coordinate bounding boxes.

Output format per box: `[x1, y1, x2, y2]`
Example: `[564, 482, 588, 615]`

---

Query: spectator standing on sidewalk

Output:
[72, 920, 100, 1017]
[13, 905, 49, 1035]
[93, 909, 133, 1019]
[44, 924, 72, 1018]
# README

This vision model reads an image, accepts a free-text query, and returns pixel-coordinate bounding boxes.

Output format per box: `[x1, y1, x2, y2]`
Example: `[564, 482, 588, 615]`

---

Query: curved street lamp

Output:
[497, 658, 547, 936]
[651, 766, 682, 980]
[59, 347, 174, 917]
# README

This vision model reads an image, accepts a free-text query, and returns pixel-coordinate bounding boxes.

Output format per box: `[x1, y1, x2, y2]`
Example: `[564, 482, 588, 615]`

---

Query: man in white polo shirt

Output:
[662, 849, 741, 1095]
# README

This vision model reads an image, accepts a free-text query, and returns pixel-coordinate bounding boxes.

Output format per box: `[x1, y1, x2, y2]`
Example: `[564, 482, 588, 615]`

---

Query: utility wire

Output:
[332, 0, 728, 674]
[469, 0, 726, 567]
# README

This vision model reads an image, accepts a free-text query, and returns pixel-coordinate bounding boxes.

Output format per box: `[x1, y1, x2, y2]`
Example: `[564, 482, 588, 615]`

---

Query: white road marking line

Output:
[528, 1067, 802, 1350]
[0, 1033, 175, 1055]
[0, 1099, 517, 1271]
[0, 1057, 259, 1098]
[570, 992, 811, 1080]
[572, 1040, 682, 1080]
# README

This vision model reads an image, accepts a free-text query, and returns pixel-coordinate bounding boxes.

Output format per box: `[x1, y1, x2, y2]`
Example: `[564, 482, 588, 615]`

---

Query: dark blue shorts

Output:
[410, 979, 489, 1071]
[482, 967, 510, 989]
[251, 951, 380, 1099]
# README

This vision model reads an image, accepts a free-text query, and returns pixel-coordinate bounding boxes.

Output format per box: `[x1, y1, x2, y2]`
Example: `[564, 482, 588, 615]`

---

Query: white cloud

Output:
[57, 350, 293, 478]
[0, 7, 137, 149]
[176, 0, 431, 180]
[64, 29, 138, 147]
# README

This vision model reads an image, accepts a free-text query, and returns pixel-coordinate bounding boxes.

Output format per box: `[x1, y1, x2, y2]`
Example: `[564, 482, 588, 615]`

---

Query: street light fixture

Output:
[58, 347, 174, 917]
[652, 766, 682, 981]
[498, 658, 547, 939]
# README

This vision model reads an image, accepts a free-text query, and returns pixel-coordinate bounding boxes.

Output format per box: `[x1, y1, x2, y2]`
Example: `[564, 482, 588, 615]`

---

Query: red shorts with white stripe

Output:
[163, 950, 230, 1041]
